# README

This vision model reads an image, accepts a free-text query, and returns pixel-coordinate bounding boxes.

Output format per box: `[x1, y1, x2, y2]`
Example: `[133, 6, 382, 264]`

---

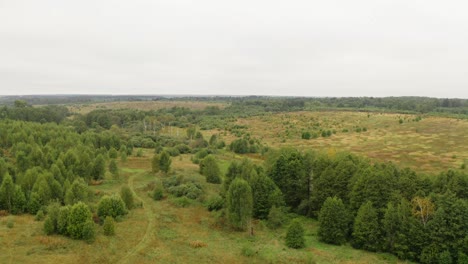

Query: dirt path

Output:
[117, 172, 155, 264]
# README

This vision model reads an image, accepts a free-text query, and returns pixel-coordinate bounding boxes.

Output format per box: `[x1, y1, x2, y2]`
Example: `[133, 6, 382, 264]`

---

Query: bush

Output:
[44, 217, 55, 235]
[120, 186, 134, 210]
[82, 220, 96, 243]
[103, 216, 115, 236]
[35, 210, 45, 221]
[167, 183, 203, 200]
[285, 219, 305, 249]
[267, 206, 287, 229]
[166, 147, 180, 157]
[6, 216, 14, 228]
[97, 195, 127, 220]
[67, 202, 93, 240]
[152, 186, 164, 201]
[301, 131, 311, 140]
[57, 206, 71, 235]
[173, 196, 192, 207]
[241, 245, 255, 257]
[206, 195, 224, 211]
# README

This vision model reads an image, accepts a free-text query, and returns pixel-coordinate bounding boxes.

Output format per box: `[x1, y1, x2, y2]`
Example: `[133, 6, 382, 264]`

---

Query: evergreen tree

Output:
[318, 197, 349, 245]
[151, 154, 160, 173]
[285, 219, 306, 249]
[103, 216, 115, 236]
[11, 185, 26, 214]
[352, 201, 381, 251]
[109, 159, 119, 177]
[65, 178, 88, 205]
[227, 178, 253, 231]
[200, 155, 221, 184]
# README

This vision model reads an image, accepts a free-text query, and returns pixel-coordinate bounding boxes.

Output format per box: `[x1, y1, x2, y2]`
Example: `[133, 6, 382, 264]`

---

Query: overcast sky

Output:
[1, 0, 467, 98]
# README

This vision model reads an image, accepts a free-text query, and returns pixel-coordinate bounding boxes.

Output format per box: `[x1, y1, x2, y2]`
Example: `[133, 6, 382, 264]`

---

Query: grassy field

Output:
[67, 100, 227, 114]
[0, 150, 411, 264]
[216, 111, 468, 174]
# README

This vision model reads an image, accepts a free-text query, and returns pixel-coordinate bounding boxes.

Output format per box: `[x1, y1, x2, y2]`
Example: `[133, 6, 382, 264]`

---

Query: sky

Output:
[0, 0, 467, 98]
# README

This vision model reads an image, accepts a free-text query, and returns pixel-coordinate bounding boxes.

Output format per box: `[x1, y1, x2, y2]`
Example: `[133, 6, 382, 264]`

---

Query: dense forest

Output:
[0, 97, 467, 263]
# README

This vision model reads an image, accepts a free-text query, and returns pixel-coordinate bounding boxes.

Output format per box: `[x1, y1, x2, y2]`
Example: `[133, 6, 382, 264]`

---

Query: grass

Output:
[218, 111, 468, 174]
[0, 152, 414, 263]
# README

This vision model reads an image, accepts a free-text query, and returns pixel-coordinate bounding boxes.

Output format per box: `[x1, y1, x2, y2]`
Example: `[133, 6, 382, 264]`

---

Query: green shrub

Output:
[152, 186, 164, 201]
[206, 195, 224, 211]
[301, 131, 311, 140]
[44, 217, 55, 235]
[57, 206, 71, 235]
[103, 216, 115, 236]
[6, 217, 14, 228]
[35, 210, 45, 221]
[285, 219, 306, 249]
[82, 220, 96, 243]
[241, 245, 255, 257]
[67, 202, 93, 240]
[97, 195, 127, 220]
[267, 206, 287, 229]
[120, 186, 134, 210]
[173, 196, 192, 207]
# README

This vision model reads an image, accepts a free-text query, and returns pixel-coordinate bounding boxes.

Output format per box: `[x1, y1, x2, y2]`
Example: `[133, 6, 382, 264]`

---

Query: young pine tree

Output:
[103, 216, 115, 236]
[285, 219, 306, 249]
[120, 185, 134, 210]
[200, 155, 221, 184]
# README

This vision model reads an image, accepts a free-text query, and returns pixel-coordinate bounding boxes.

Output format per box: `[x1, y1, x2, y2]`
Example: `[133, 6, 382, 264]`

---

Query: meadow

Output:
[0, 150, 411, 264]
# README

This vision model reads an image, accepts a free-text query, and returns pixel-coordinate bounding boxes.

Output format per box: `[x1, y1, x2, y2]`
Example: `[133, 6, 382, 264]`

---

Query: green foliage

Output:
[200, 155, 221, 184]
[65, 178, 89, 205]
[438, 250, 453, 264]
[229, 138, 249, 154]
[241, 245, 255, 257]
[152, 185, 164, 201]
[0, 173, 15, 212]
[167, 182, 203, 200]
[6, 216, 14, 228]
[206, 195, 224, 211]
[103, 216, 115, 236]
[173, 196, 192, 207]
[227, 178, 253, 231]
[120, 185, 134, 210]
[301, 131, 311, 140]
[67, 202, 93, 240]
[159, 151, 172, 174]
[91, 154, 106, 180]
[109, 159, 119, 177]
[250, 171, 283, 219]
[43, 217, 55, 235]
[151, 154, 160, 173]
[97, 195, 127, 219]
[285, 219, 306, 249]
[35, 210, 45, 221]
[57, 206, 71, 235]
[82, 220, 96, 243]
[267, 205, 287, 229]
[11, 185, 26, 214]
[27, 192, 41, 214]
[108, 148, 118, 159]
[352, 201, 380, 251]
[318, 197, 349, 245]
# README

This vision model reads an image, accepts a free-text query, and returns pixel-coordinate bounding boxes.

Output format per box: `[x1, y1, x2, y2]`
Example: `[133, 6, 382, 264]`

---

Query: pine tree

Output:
[352, 201, 380, 251]
[285, 219, 306, 249]
[227, 178, 253, 231]
[91, 154, 106, 180]
[318, 197, 349, 245]
[103, 216, 115, 236]
[250, 171, 283, 219]
[109, 159, 119, 177]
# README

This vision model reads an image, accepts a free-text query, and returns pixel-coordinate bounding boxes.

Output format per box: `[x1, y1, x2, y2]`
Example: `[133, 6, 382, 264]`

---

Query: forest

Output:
[0, 96, 467, 264]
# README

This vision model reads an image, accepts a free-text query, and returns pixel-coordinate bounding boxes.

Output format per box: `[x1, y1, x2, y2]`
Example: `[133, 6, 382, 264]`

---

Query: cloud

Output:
[1, 0, 467, 98]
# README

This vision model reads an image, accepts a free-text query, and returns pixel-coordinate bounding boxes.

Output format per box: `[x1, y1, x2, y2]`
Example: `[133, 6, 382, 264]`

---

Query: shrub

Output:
[44, 217, 55, 235]
[285, 219, 306, 249]
[103, 216, 115, 236]
[35, 210, 45, 221]
[6, 216, 14, 228]
[97, 195, 127, 220]
[173, 196, 192, 207]
[267, 206, 287, 229]
[82, 220, 96, 243]
[241, 245, 255, 257]
[152, 186, 164, 201]
[136, 149, 143, 157]
[206, 195, 224, 211]
[166, 147, 180, 157]
[67, 202, 93, 240]
[301, 131, 311, 140]
[57, 206, 71, 235]
[120, 186, 134, 210]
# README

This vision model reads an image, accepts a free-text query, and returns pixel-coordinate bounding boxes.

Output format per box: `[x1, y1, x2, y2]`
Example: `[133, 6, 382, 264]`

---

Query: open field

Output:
[0, 151, 410, 264]
[68, 100, 227, 114]
[217, 111, 468, 174]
